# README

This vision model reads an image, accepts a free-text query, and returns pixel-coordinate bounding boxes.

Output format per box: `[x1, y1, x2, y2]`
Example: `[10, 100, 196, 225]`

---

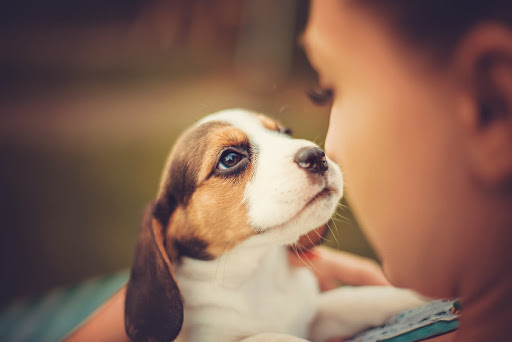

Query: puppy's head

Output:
[125, 109, 343, 341]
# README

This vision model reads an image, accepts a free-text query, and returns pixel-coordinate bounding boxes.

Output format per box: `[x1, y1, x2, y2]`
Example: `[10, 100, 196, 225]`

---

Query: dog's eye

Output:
[217, 151, 243, 170]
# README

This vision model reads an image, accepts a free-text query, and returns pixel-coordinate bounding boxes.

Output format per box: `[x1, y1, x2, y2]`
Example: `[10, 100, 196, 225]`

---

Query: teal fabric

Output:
[0, 271, 129, 342]
[380, 321, 458, 342]
[347, 299, 459, 342]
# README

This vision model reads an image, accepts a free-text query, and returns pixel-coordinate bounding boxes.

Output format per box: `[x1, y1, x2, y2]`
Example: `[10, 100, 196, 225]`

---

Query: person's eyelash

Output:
[306, 87, 334, 106]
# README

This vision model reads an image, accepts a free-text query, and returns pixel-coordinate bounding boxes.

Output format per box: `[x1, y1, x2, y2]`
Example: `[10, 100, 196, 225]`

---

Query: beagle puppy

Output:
[124, 109, 425, 342]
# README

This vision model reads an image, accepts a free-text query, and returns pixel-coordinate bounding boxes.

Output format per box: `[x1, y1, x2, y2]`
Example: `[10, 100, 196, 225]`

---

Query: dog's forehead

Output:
[158, 112, 263, 203]
[197, 109, 280, 139]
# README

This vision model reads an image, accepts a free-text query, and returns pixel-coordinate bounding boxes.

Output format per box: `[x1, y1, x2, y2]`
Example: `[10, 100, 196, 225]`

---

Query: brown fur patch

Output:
[154, 122, 226, 225]
[198, 125, 251, 181]
[158, 121, 255, 261]
[166, 161, 254, 260]
[257, 114, 281, 132]
[256, 113, 292, 135]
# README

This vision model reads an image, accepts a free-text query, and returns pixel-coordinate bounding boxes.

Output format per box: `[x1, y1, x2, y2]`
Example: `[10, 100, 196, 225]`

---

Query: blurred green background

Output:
[0, 0, 376, 306]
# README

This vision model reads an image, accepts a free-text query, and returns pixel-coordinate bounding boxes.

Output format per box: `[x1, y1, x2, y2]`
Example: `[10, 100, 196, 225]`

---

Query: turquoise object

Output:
[0, 271, 129, 342]
[347, 299, 459, 342]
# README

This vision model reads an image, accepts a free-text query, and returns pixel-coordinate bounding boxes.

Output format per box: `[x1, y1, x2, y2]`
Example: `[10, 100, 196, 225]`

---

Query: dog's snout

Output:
[294, 147, 328, 175]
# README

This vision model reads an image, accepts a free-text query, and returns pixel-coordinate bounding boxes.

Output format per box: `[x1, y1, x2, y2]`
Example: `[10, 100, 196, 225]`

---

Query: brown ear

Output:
[125, 202, 183, 342]
[292, 224, 328, 252]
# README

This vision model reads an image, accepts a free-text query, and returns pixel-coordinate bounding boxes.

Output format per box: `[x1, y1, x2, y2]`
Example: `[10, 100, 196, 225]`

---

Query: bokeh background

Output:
[0, 0, 376, 306]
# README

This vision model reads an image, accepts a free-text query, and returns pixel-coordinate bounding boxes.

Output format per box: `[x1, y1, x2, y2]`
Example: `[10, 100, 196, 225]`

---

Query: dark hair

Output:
[354, 0, 512, 55]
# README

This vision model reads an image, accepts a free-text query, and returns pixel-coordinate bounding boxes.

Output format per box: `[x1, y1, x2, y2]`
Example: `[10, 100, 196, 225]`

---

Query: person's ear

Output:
[454, 23, 512, 191]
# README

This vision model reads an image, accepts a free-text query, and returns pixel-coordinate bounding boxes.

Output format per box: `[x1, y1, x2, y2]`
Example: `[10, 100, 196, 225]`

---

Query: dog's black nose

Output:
[294, 147, 328, 175]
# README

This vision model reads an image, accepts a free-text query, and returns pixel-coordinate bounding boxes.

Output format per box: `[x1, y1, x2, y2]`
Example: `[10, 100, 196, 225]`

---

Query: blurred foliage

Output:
[0, 0, 376, 305]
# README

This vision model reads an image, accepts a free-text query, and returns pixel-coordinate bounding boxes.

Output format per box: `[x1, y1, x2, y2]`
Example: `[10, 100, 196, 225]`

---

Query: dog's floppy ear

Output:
[125, 202, 183, 342]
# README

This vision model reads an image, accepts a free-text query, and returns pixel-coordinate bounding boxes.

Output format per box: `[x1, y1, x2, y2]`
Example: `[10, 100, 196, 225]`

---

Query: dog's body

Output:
[125, 109, 425, 342]
[174, 243, 318, 341]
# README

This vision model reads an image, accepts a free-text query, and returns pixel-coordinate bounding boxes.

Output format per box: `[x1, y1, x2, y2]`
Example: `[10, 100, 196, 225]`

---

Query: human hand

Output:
[289, 246, 390, 342]
[288, 246, 390, 291]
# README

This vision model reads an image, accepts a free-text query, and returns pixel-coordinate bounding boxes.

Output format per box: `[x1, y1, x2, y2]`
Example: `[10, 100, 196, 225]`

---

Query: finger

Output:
[318, 278, 342, 292]
[317, 247, 390, 286]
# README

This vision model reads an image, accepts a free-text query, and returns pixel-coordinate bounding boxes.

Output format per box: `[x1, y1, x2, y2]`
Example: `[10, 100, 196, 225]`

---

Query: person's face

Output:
[303, 1, 470, 297]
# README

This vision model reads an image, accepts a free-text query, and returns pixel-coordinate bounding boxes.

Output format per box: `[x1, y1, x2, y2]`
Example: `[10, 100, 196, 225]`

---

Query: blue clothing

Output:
[0, 273, 458, 342]
[0, 271, 129, 342]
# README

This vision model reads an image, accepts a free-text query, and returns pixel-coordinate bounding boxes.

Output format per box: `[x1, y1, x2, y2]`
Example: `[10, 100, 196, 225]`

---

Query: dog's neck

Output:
[172, 235, 319, 341]
[175, 237, 287, 288]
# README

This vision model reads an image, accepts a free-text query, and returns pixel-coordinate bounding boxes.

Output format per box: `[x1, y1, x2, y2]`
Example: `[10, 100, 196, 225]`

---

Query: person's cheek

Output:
[326, 102, 374, 232]
[325, 97, 392, 260]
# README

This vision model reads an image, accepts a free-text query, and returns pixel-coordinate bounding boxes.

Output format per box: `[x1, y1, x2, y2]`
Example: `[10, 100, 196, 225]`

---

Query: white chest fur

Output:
[174, 243, 319, 342]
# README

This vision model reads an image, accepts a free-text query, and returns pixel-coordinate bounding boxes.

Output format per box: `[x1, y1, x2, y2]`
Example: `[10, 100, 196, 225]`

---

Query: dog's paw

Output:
[309, 286, 427, 342]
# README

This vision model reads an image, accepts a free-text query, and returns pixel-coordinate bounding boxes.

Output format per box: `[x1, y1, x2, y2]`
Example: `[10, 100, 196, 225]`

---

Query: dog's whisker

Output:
[298, 241, 321, 261]
[305, 232, 327, 251]
[306, 233, 316, 247]
[335, 203, 346, 210]
[332, 213, 351, 225]
[291, 244, 306, 267]
[311, 228, 328, 241]
[291, 243, 300, 259]
[334, 224, 341, 247]
[331, 218, 340, 236]
[338, 202, 349, 210]
[222, 241, 233, 284]
[332, 208, 351, 222]
[333, 212, 347, 219]
[216, 237, 234, 280]
[222, 238, 238, 285]
[295, 241, 318, 270]
[334, 211, 349, 220]
[327, 221, 341, 248]
[291, 243, 315, 271]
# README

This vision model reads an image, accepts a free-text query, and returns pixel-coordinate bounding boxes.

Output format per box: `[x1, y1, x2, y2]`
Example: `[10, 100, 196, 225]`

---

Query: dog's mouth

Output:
[256, 186, 335, 235]
[305, 187, 333, 208]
